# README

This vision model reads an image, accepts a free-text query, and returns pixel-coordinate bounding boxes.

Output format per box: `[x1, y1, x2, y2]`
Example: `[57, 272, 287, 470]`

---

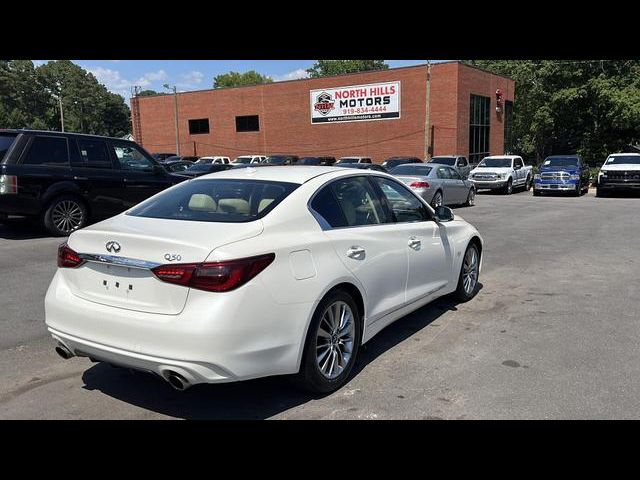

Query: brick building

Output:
[131, 61, 515, 164]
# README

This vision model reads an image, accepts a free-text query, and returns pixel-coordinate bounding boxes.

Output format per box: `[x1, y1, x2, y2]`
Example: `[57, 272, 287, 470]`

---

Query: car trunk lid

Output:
[64, 214, 263, 314]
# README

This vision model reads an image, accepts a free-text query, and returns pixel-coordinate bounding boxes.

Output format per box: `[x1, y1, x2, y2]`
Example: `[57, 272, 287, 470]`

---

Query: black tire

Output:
[503, 178, 513, 195]
[430, 190, 444, 209]
[525, 175, 532, 191]
[454, 243, 480, 302]
[295, 289, 362, 394]
[596, 187, 606, 198]
[573, 181, 581, 196]
[42, 195, 88, 237]
[533, 189, 541, 196]
[465, 187, 476, 207]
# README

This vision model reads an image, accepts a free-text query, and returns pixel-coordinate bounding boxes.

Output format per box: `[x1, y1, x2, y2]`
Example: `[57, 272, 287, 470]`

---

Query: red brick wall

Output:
[132, 62, 514, 163]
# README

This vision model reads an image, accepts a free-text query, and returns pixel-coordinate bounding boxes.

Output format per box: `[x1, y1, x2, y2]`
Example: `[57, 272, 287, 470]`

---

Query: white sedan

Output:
[46, 167, 483, 393]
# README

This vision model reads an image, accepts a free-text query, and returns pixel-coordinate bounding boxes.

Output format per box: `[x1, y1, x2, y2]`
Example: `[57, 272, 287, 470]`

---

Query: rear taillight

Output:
[0, 175, 18, 194]
[151, 253, 275, 292]
[57, 243, 85, 268]
[410, 181, 430, 189]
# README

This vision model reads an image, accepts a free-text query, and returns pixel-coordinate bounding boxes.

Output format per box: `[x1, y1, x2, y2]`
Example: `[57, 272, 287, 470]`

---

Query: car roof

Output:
[609, 153, 640, 156]
[482, 155, 521, 159]
[0, 128, 132, 142]
[194, 165, 384, 184]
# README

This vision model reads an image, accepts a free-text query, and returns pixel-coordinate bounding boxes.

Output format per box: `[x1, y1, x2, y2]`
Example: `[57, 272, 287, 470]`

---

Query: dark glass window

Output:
[77, 139, 112, 169]
[469, 94, 491, 165]
[21, 136, 69, 166]
[188, 119, 210, 135]
[504, 100, 514, 153]
[329, 177, 387, 227]
[0, 133, 17, 160]
[236, 115, 260, 132]
[372, 177, 430, 223]
[310, 185, 347, 228]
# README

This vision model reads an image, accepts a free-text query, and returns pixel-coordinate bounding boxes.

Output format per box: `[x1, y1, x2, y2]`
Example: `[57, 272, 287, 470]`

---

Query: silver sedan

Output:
[388, 163, 476, 208]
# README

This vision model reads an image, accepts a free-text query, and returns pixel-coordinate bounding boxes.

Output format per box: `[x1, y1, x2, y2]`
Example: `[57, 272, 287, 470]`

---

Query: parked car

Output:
[179, 163, 235, 178]
[0, 129, 187, 236]
[390, 163, 475, 208]
[196, 156, 230, 165]
[163, 160, 195, 173]
[336, 156, 372, 164]
[338, 163, 388, 173]
[428, 155, 474, 179]
[381, 156, 422, 170]
[151, 152, 176, 162]
[596, 153, 640, 197]
[263, 155, 299, 165]
[533, 155, 590, 196]
[46, 166, 483, 393]
[298, 156, 337, 166]
[468, 155, 533, 194]
[161, 155, 199, 164]
[232, 155, 266, 164]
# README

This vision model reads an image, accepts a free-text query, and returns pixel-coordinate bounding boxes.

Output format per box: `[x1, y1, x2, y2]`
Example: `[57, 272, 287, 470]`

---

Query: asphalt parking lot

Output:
[1, 187, 639, 419]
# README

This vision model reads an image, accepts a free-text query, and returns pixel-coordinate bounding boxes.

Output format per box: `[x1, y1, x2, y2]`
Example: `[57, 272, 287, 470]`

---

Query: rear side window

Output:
[77, 139, 112, 169]
[437, 167, 451, 179]
[310, 185, 347, 228]
[21, 136, 69, 166]
[0, 133, 18, 161]
[128, 179, 299, 223]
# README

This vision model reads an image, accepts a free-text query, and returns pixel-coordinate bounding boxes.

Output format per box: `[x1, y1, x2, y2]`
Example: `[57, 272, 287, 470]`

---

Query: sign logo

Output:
[313, 92, 335, 116]
[105, 241, 121, 253]
[164, 253, 182, 262]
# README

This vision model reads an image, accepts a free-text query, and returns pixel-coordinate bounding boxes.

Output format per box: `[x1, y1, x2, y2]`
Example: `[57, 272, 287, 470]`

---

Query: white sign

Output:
[310, 81, 401, 124]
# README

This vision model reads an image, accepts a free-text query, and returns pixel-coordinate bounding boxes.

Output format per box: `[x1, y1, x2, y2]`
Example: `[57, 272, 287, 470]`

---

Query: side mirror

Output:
[434, 205, 454, 222]
[153, 164, 166, 175]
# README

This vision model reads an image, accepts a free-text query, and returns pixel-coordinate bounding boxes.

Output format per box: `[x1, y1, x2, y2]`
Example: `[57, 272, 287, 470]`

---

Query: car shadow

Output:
[0, 218, 55, 240]
[80, 285, 483, 420]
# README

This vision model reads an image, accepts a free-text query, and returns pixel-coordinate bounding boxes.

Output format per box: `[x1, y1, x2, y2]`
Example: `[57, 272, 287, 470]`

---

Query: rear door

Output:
[456, 156, 470, 178]
[109, 141, 174, 208]
[447, 167, 468, 203]
[71, 137, 125, 218]
[312, 176, 408, 323]
[513, 157, 525, 184]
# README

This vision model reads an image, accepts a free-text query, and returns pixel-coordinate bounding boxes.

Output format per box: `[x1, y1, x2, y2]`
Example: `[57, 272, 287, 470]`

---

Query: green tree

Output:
[306, 60, 389, 78]
[137, 89, 164, 96]
[213, 71, 273, 88]
[464, 60, 640, 165]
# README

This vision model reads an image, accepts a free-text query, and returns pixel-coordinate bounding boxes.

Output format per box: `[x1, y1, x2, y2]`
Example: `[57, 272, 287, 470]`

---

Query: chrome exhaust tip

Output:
[166, 371, 190, 391]
[55, 344, 74, 360]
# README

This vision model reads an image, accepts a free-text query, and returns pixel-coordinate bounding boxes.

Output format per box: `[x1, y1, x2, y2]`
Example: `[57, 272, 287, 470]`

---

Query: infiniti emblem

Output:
[105, 241, 121, 253]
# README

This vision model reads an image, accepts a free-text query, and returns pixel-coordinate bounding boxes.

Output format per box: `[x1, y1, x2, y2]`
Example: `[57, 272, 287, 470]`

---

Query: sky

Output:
[32, 60, 438, 102]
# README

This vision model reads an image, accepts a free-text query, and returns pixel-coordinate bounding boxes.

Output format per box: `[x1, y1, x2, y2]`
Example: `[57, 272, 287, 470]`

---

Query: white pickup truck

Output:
[468, 155, 533, 194]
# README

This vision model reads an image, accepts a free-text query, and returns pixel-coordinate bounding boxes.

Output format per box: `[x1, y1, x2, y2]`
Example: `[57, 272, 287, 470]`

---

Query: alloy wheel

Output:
[467, 188, 475, 206]
[315, 301, 355, 379]
[51, 200, 84, 234]
[432, 192, 443, 208]
[462, 247, 479, 295]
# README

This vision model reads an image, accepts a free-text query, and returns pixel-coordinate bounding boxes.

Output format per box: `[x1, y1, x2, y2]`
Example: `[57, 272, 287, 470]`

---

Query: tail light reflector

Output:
[409, 181, 430, 189]
[0, 175, 18, 194]
[58, 243, 85, 268]
[152, 253, 275, 292]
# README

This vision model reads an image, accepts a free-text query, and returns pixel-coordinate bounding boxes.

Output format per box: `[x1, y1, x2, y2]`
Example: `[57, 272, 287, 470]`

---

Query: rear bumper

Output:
[45, 270, 314, 384]
[0, 194, 40, 216]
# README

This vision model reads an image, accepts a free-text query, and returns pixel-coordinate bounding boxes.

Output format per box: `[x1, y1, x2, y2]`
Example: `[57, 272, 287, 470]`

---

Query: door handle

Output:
[408, 236, 421, 249]
[346, 246, 366, 260]
[73, 176, 88, 181]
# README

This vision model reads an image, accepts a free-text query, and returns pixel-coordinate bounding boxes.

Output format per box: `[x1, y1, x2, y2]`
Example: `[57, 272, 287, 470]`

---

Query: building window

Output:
[188, 119, 210, 135]
[504, 100, 514, 153]
[469, 94, 490, 165]
[236, 115, 260, 132]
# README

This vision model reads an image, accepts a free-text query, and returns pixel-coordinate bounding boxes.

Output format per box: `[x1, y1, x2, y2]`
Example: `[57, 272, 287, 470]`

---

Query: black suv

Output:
[381, 156, 422, 170]
[0, 130, 187, 236]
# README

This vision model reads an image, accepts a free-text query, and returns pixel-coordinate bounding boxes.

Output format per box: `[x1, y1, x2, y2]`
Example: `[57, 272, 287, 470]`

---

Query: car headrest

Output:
[188, 194, 217, 212]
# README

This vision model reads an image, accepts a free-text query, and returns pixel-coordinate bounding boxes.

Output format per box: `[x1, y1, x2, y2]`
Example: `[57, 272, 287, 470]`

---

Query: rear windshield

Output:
[0, 133, 18, 161]
[429, 157, 456, 166]
[390, 164, 433, 176]
[127, 179, 299, 223]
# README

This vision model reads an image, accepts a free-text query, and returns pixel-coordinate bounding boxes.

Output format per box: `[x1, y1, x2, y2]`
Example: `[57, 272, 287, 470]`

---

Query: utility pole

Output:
[164, 83, 180, 155]
[56, 81, 64, 132]
[424, 61, 432, 160]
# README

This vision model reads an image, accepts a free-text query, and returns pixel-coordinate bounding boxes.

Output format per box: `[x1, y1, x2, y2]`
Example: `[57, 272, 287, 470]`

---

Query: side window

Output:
[372, 177, 430, 223]
[515, 158, 523, 168]
[448, 168, 462, 180]
[310, 185, 347, 228]
[361, 158, 372, 164]
[21, 136, 69, 166]
[437, 167, 451, 179]
[76, 139, 112, 169]
[111, 143, 154, 172]
[457, 157, 468, 167]
[330, 177, 387, 227]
